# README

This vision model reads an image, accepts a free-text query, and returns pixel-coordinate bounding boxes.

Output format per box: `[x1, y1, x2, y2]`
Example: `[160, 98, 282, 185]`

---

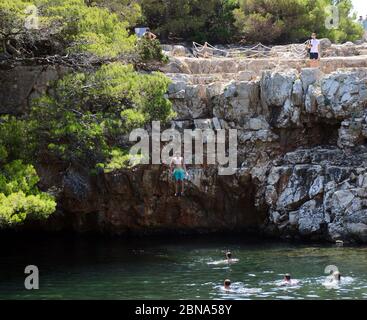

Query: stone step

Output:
[161, 55, 367, 76]
[165, 71, 258, 84]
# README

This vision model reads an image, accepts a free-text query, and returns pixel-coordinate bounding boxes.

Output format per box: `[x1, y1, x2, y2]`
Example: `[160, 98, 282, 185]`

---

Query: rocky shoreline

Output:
[1, 42, 367, 243]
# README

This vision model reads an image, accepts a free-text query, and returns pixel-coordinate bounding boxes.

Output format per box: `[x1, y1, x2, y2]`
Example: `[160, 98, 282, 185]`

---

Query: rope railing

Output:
[192, 41, 309, 59]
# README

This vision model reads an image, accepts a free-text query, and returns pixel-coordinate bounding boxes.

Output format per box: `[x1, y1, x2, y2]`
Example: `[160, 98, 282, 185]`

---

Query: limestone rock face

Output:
[318, 69, 367, 119]
[0, 65, 68, 115]
[262, 147, 367, 242]
[162, 59, 367, 242]
[213, 80, 261, 125]
[3, 53, 367, 242]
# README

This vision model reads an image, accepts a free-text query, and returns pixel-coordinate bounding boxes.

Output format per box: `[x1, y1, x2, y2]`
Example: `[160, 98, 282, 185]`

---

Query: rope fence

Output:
[192, 41, 309, 59]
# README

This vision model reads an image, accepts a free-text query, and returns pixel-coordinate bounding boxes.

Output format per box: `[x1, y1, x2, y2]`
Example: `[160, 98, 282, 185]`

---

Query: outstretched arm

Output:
[170, 159, 174, 174]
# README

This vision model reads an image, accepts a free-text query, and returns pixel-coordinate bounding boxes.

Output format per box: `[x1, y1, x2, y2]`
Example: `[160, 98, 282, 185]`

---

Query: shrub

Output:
[0, 160, 56, 226]
[30, 62, 173, 167]
[136, 38, 168, 62]
[0, 0, 137, 57]
[233, 0, 363, 44]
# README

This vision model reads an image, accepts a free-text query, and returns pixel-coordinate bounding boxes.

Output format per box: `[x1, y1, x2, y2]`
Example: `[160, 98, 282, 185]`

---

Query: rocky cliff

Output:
[1, 50, 367, 243]
[160, 54, 367, 243]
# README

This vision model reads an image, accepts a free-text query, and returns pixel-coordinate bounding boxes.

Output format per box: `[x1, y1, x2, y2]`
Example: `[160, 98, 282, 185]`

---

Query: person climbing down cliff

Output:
[306, 32, 321, 68]
[170, 152, 187, 197]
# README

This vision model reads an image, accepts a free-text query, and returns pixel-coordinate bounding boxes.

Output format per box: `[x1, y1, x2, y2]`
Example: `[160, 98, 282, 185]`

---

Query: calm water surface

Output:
[1, 235, 366, 300]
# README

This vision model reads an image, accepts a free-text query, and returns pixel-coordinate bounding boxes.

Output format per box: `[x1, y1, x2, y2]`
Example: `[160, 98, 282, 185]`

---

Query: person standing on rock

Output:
[170, 152, 187, 197]
[143, 28, 157, 40]
[307, 32, 321, 68]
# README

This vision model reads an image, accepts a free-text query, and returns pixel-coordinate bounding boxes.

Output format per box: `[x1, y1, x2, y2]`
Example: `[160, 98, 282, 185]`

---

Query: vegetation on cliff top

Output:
[0, 0, 363, 58]
[140, 0, 363, 44]
[0, 0, 165, 61]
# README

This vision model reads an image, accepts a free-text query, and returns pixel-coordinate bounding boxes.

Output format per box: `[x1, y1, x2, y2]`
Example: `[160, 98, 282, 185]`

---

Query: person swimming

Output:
[224, 279, 231, 290]
[284, 273, 292, 283]
[226, 251, 232, 262]
[332, 271, 341, 282]
[323, 270, 342, 288]
[279, 273, 299, 286]
[207, 251, 239, 265]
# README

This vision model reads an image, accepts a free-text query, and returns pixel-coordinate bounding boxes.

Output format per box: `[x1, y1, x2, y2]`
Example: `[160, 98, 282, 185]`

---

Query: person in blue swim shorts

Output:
[169, 152, 187, 197]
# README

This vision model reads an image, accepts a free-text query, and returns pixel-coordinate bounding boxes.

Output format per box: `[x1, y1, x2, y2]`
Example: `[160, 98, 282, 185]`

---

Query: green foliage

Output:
[1, 0, 363, 56]
[0, 191, 56, 225]
[0, 116, 35, 163]
[0, 0, 137, 57]
[233, 0, 363, 44]
[0, 160, 56, 226]
[0, 117, 56, 226]
[121, 109, 146, 132]
[136, 37, 168, 62]
[30, 62, 173, 167]
[0, 160, 40, 196]
[140, 0, 362, 44]
[87, 0, 143, 27]
[326, 0, 364, 43]
[140, 0, 239, 43]
[102, 147, 145, 172]
[0, 0, 33, 38]
[38, 0, 136, 57]
[0, 0, 41, 55]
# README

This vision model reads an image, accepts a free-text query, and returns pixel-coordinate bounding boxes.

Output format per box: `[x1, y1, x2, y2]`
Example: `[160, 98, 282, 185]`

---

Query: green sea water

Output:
[1, 235, 366, 300]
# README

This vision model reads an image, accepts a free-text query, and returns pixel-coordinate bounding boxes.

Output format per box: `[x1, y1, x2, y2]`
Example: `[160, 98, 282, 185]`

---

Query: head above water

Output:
[333, 271, 341, 281]
[226, 251, 232, 259]
[284, 273, 291, 281]
[224, 279, 231, 288]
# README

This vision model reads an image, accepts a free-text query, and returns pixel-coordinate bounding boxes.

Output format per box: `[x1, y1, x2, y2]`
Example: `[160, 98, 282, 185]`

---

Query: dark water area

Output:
[0, 233, 366, 300]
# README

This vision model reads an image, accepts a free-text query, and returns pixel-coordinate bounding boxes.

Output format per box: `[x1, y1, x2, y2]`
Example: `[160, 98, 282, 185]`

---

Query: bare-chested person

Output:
[169, 152, 187, 197]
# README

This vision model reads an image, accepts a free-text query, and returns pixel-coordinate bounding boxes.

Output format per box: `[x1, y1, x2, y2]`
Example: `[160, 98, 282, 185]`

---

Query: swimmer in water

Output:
[284, 273, 292, 283]
[332, 271, 341, 282]
[280, 273, 299, 286]
[226, 251, 232, 262]
[224, 279, 231, 290]
[207, 251, 239, 265]
[225, 251, 239, 264]
[323, 270, 342, 288]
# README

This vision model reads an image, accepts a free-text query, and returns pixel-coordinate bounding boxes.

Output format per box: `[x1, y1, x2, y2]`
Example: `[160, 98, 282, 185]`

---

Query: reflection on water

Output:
[0, 235, 366, 300]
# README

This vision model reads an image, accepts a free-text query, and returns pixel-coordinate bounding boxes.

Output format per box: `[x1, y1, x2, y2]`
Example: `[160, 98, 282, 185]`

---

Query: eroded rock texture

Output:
[2, 53, 367, 242]
[161, 58, 367, 242]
